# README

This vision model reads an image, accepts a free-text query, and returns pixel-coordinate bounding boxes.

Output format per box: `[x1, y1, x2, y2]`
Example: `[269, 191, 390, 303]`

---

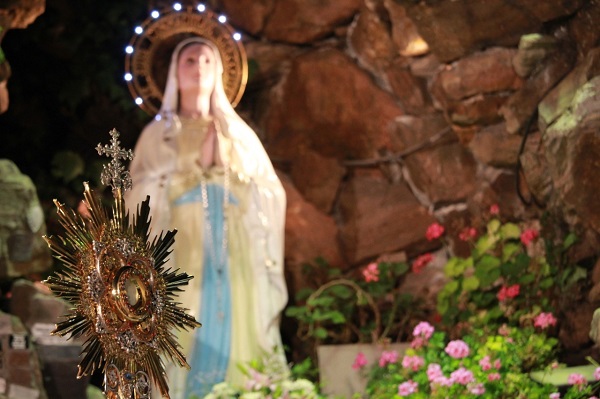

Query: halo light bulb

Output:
[135, 97, 143, 105]
[134, 26, 143, 34]
[125, 46, 134, 54]
[218, 15, 227, 23]
[197, 4, 206, 12]
[173, 3, 182, 11]
[151, 10, 160, 19]
[124, 73, 133, 81]
[233, 32, 241, 41]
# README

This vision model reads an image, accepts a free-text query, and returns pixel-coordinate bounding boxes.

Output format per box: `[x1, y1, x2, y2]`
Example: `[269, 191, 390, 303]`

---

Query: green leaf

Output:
[443, 280, 460, 294]
[488, 219, 501, 234]
[444, 257, 473, 277]
[519, 273, 535, 285]
[476, 267, 501, 288]
[326, 310, 347, 324]
[539, 277, 555, 289]
[284, 306, 306, 317]
[308, 296, 335, 307]
[476, 254, 501, 272]
[474, 235, 497, 258]
[500, 222, 521, 240]
[313, 327, 328, 339]
[502, 242, 522, 261]
[562, 233, 578, 250]
[463, 276, 480, 291]
[328, 285, 354, 299]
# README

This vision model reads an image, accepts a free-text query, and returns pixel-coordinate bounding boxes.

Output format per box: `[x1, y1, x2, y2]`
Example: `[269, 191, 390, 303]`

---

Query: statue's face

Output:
[176, 43, 216, 97]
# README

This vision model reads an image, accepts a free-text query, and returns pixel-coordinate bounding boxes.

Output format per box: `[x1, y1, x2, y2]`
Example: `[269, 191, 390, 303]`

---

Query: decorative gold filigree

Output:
[124, 6, 248, 114]
[43, 131, 201, 398]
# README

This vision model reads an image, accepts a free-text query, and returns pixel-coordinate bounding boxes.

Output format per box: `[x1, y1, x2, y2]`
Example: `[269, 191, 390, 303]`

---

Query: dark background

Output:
[0, 0, 152, 209]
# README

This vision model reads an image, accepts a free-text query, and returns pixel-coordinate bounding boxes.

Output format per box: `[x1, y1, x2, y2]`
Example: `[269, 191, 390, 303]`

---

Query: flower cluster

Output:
[202, 353, 323, 399]
[435, 204, 586, 331]
[359, 321, 600, 399]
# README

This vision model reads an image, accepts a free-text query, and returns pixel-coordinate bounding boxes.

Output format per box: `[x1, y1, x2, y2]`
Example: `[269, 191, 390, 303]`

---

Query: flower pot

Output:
[317, 342, 410, 398]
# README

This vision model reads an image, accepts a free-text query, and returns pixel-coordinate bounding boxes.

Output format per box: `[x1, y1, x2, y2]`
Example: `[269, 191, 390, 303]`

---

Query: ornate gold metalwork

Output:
[124, 6, 248, 114]
[43, 130, 201, 398]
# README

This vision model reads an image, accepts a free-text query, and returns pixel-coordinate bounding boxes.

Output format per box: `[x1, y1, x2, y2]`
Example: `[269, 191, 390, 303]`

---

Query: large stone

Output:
[398, 0, 584, 62]
[262, 0, 361, 44]
[348, 5, 398, 74]
[431, 47, 522, 102]
[338, 170, 437, 264]
[0, 160, 52, 279]
[501, 44, 576, 134]
[393, 114, 479, 206]
[468, 123, 524, 168]
[543, 75, 600, 233]
[385, 59, 433, 115]
[0, 311, 47, 399]
[289, 148, 346, 214]
[220, 0, 273, 35]
[282, 174, 344, 290]
[568, 1, 600, 59]
[266, 48, 405, 159]
[384, 0, 429, 57]
[512, 33, 561, 78]
[538, 48, 600, 132]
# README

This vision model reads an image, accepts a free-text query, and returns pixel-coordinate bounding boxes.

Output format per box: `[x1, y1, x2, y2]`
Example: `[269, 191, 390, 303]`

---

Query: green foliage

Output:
[361, 323, 598, 399]
[285, 258, 421, 349]
[436, 216, 587, 331]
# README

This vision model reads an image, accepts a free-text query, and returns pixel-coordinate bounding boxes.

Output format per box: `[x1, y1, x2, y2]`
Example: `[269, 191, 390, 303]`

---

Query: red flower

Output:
[425, 223, 445, 241]
[497, 284, 520, 302]
[362, 262, 380, 282]
[489, 204, 500, 215]
[412, 253, 433, 274]
[520, 229, 539, 246]
[458, 227, 477, 241]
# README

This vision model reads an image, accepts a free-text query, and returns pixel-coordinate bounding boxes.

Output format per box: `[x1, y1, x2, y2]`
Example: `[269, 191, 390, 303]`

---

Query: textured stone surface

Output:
[0, 160, 52, 279]
[338, 170, 436, 264]
[397, 0, 584, 62]
[262, 0, 361, 44]
[266, 48, 405, 159]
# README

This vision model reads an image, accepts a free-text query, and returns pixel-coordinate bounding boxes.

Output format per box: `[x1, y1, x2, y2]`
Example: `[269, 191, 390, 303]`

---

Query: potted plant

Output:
[285, 257, 426, 397]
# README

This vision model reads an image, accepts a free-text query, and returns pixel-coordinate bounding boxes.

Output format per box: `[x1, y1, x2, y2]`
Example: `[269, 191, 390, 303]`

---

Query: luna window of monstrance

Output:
[43, 128, 201, 399]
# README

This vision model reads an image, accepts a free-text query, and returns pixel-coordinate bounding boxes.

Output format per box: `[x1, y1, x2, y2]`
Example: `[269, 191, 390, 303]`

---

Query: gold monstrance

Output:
[43, 129, 201, 398]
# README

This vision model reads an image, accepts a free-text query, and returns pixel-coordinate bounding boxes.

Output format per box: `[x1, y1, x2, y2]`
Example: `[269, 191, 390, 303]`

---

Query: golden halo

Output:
[125, 5, 248, 115]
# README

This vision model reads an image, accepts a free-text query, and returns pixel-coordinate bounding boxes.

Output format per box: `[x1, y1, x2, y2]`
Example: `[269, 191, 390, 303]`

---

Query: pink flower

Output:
[494, 359, 502, 370]
[594, 366, 600, 380]
[352, 352, 368, 370]
[450, 367, 474, 385]
[459, 227, 477, 241]
[412, 253, 433, 274]
[469, 383, 486, 395]
[362, 262, 380, 282]
[413, 321, 435, 340]
[567, 372, 587, 386]
[426, 222, 445, 241]
[398, 380, 418, 396]
[411, 336, 426, 349]
[402, 355, 425, 371]
[379, 350, 399, 367]
[534, 312, 557, 330]
[445, 340, 470, 359]
[426, 363, 443, 381]
[479, 355, 492, 371]
[549, 393, 560, 399]
[430, 376, 453, 387]
[498, 324, 510, 336]
[488, 372, 501, 381]
[520, 228, 539, 246]
[490, 204, 500, 215]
